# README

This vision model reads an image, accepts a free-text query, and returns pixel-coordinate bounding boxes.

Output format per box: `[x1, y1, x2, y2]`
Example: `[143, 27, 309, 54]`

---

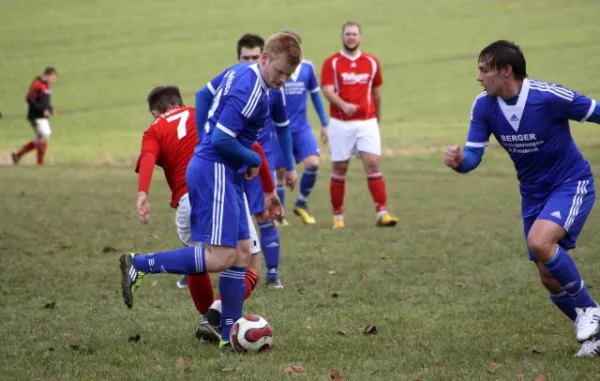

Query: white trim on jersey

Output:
[241, 78, 262, 118]
[470, 91, 487, 121]
[211, 163, 226, 245]
[581, 99, 597, 122]
[310, 87, 321, 93]
[465, 141, 488, 148]
[564, 180, 589, 231]
[366, 56, 378, 116]
[529, 80, 574, 102]
[339, 50, 362, 61]
[274, 120, 290, 127]
[332, 58, 340, 94]
[216, 122, 237, 137]
[207, 81, 216, 95]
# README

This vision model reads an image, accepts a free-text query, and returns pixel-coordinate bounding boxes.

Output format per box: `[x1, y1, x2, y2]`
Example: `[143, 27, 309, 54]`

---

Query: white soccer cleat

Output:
[575, 339, 600, 357]
[575, 307, 600, 342]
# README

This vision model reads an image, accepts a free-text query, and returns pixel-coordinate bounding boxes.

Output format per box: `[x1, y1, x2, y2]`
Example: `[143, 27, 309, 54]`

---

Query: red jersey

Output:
[26, 76, 53, 120]
[135, 106, 275, 208]
[136, 106, 197, 207]
[320, 50, 383, 121]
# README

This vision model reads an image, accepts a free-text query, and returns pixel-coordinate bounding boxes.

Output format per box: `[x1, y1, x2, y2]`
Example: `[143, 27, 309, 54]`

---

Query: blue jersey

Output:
[466, 78, 597, 200]
[195, 63, 270, 170]
[283, 60, 320, 132]
[259, 88, 288, 151]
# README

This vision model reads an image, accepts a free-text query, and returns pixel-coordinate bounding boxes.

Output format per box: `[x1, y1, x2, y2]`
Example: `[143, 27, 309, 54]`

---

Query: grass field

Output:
[2, 0, 600, 380]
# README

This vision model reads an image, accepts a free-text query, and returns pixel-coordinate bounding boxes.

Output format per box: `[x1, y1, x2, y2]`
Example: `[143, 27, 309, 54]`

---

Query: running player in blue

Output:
[195, 34, 296, 290]
[444, 40, 600, 357]
[119, 32, 303, 350]
[277, 30, 328, 225]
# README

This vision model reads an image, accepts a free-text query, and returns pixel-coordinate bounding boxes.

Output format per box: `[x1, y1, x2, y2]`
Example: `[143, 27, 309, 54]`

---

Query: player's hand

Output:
[443, 144, 464, 169]
[342, 102, 359, 116]
[321, 127, 329, 144]
[262, 191, 284, 221]
[43, 110, 51, 117]
[285, 169, 298, 190]
[245, 166, 260, 180]
[50, 110, 57, 116]
[137, 191, 151, 224]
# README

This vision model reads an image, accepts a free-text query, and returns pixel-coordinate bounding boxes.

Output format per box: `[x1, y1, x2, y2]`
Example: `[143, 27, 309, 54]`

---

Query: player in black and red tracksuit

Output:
[12, 66, 58, 165]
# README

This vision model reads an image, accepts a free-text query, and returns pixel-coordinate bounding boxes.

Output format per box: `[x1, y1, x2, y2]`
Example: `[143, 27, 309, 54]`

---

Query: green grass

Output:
[2, 0, 600, 380]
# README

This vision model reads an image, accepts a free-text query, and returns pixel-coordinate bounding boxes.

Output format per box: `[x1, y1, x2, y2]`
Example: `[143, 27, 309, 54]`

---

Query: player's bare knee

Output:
[361, 154, 380, 174]
[248, 253, 261, 274]
[234, 240, 253, 267]
[526, 233, 555, 261]
[304, 155, 319, 169]
[332, 161, 348, 176]
[205, 245, 236, 270]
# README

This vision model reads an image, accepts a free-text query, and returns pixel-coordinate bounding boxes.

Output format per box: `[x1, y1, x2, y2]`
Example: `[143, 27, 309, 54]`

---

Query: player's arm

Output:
[372, 58, 383, 123]
[194, 72, 226, 137]
[446, 94, 490, 174]
[307, 64, 328, 127]
[272, 90, 295, 172]
[545, 85, 600, 125]
[210, 89, 262, 168]
[320, 58, 356, 111]
[251, 141, 275, 193]
[135, 128, 161, 223]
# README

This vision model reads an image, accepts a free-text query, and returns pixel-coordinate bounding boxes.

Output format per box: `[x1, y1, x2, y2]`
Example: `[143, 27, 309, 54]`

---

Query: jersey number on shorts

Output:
[166, 110, 190, 139]
[204, 88, 223, 133]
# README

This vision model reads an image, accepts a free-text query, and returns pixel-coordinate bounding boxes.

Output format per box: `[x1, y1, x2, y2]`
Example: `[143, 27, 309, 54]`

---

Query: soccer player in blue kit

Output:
[120, 32, 303, 349]
[444, 40, 600, 357]
[277, 30, 329, 225]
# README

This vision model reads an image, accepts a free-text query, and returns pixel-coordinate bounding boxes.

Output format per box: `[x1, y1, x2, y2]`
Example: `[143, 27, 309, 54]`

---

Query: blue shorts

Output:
[186, 156, 250, 248]
[523, 177, 595, 261]
[292, 126, 320, 164]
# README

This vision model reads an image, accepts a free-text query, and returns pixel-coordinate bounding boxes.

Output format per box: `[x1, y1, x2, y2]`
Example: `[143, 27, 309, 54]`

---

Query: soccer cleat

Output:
[119, 253, 146, 309]
[266, 277, 284, 289]
[376, 212, 399, 227]
[219, 339, 233, 351]
[275, 217, 290, 227]
[575, 339, 600, 357]
[575, 307, 600, 342]
[11, 152, 19, 165]
[332, 219, 345, 229]
[176, 275, 188, 289]
[195, 315, 221, 343]
[293, 206, 316, 225]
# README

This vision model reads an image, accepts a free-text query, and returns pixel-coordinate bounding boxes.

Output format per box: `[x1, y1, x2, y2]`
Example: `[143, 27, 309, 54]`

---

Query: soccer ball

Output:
[230, 315, 274, 353]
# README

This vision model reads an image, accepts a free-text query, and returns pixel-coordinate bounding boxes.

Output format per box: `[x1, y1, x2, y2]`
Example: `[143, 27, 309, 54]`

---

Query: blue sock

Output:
[132, 246, 205, 274]
[545, 246, 597, 308]
[219, 266, 246, 342]
[295, 167, 318, 208]
[276, 184, 285, 210]
[259, 222, 280, 279]
[550, 291, 577, 321]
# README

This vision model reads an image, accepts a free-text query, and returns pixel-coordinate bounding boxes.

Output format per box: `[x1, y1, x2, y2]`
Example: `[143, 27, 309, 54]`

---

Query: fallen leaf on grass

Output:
[328, 270, 336, 275]
[150, 281, 158, 288]
[362, 273, 371, 280]
[102, 245, 117, 253]
[486, 363, 500, 374]
[44, 301, 56, 309]
[175, 357, 185, 368]
[362, 325, 377, 335]
[128, 334, 141, 343]
[63, 333, 73, 339]
[260, 311, 269, 318]
[534, 375, 546, 381]
[153, 365, 163, 372]
[284, 365, 306, 375]
[329, 369, 343, 380]
[336, 330, 348, 336]
[221, 367, 235, 372]
[531, 348, 543, 355]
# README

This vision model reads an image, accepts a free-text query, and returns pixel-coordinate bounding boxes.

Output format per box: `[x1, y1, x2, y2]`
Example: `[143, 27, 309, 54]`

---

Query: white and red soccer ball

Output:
[230, 314, 274, 353]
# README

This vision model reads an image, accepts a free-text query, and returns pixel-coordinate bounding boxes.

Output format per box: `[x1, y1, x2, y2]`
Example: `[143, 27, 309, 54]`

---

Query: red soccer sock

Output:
[367, 173, 388, 212]
[330, 175, 346, 216]
[36, 141, 48, 165]
[216, 269, 259, 301]
[17, 140, 37, 158]
[188, 273, 214, 315]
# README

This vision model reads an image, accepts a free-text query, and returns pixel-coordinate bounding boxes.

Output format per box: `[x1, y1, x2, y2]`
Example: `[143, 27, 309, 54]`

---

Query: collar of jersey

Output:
[340, 50, 362, 61]
[250, 64, 269, 92]
[497, 78, 530, 108]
